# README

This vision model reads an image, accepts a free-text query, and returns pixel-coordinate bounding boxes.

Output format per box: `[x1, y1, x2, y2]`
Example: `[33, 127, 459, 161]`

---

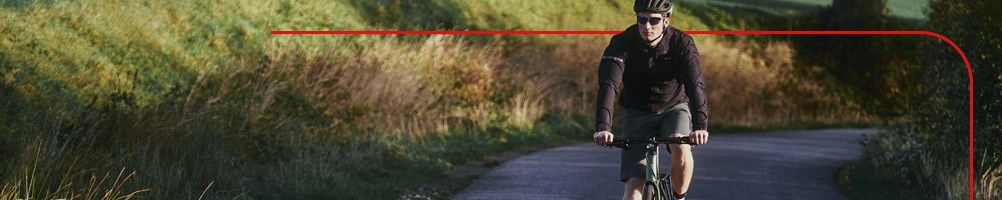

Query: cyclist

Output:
[592, 0, 709, 199]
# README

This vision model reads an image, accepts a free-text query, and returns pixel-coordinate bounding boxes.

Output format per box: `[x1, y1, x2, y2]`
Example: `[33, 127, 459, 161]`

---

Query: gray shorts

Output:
[620, 103, 692, 182]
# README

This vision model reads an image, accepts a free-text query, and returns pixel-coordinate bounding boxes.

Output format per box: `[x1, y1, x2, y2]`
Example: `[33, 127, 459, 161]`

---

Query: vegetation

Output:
[682, 0, 928, 22]
[0, 0, 872, 199]
[837, 157, 928, 200]
[842, 0, 1001, 199]
[641, 0, 1000, 199]
[790, 0, 927, 117]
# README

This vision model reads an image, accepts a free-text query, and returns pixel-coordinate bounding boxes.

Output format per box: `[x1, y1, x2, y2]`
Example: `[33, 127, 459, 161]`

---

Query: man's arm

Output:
[680, 35, 709, 144]
[596, 37, 626, 133]
[594, 35, 627, 146]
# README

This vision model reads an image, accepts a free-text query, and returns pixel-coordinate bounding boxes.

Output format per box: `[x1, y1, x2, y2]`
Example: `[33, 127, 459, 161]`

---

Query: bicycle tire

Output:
[642, 181, 674, 200]
[642, 182, 656, 200]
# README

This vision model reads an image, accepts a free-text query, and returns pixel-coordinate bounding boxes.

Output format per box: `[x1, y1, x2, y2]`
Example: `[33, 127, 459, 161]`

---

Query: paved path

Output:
[454, 129, 873, 200]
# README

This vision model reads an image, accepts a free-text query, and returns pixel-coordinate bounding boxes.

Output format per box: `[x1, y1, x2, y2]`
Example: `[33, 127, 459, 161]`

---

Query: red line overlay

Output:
[272, 30, 975, 200]
[271, 30, 621, 35]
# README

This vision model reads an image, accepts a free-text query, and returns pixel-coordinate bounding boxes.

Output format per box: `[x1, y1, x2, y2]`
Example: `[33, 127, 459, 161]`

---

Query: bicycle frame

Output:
[643, 142, 674, 200]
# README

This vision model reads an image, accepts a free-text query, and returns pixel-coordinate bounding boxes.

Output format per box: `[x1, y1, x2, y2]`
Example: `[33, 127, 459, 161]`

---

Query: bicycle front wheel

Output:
[642, 181, 672, 200]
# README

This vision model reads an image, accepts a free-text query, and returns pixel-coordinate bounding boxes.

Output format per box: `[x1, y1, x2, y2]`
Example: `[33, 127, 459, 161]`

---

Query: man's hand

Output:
[593, 131, 614, 146]
[689, 130, 709, 145]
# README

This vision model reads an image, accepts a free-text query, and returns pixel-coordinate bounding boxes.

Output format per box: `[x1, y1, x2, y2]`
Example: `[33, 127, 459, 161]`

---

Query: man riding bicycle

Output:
[592, 0, 709, 199]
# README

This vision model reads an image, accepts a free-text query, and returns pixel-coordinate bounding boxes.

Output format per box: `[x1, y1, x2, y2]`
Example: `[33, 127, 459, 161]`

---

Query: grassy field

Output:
[681, 0, 930, 34]
[682, 0, 929, 21]
[0, 0, 873, 199]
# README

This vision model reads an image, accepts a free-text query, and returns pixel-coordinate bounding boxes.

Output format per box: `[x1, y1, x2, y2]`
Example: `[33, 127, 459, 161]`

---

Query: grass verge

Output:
[837, 157, 929, 200]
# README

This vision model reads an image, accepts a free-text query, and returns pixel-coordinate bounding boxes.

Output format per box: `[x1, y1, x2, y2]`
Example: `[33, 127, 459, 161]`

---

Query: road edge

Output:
[399, 140, 582, 200]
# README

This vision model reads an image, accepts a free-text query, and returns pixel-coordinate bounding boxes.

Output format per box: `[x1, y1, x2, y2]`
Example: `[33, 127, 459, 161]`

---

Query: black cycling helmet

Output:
[634, 0, 673, 16]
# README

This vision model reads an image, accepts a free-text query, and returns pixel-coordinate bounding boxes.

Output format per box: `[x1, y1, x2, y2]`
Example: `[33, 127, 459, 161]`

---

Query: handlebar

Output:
[606, 136, 695, 150]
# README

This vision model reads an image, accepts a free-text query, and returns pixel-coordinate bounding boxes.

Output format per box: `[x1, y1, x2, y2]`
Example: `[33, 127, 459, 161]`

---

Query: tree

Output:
[793, 0, 923, 117]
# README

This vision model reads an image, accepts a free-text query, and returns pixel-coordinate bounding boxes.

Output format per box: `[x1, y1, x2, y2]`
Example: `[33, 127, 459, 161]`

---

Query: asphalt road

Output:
[454, 129, 873, 200]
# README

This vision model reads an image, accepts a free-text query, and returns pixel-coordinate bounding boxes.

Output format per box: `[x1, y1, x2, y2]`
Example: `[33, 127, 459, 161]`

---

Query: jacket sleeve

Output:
[680, 35, 709, 131]
[596, 35, 627, 132]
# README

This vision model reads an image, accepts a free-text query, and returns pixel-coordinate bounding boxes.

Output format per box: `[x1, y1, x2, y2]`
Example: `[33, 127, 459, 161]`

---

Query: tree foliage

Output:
[793, 0, 925, 117]
[923, 0, 1001, 171]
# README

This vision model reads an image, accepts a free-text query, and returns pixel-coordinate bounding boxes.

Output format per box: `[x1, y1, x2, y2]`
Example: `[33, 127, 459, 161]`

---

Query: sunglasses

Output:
[636, 16, 664, 26]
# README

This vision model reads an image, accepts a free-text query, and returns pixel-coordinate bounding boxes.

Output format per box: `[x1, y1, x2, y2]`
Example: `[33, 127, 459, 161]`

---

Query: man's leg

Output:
[623, 177, 644, 200]
[619, 108, 657, 200]
[669, 141, 693, 197]
[661, 103, 693, 198]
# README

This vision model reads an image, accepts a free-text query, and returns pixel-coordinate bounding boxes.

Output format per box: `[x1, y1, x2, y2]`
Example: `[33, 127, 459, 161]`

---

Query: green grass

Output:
[680, 0, 930, 40]
[682, 0, 929, 21]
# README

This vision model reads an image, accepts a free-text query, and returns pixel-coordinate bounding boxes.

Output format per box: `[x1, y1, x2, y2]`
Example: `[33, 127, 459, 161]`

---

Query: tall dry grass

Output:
[0, 124, 153, 200]
[699, 36, 871, 125]
[269, 34, 531, 136]
[908, 153, 1002, 199]
[977, 161, 1002, 199]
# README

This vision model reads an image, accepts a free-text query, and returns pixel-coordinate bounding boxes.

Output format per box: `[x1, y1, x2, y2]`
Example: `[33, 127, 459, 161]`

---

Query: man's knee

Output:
[625, 177, 645, 189]
[670, 144, 691, 152]
[669, 133, 693, 156]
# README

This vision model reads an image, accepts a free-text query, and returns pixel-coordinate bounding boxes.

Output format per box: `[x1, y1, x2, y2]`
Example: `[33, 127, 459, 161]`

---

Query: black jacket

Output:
[595, 25, 708, 132]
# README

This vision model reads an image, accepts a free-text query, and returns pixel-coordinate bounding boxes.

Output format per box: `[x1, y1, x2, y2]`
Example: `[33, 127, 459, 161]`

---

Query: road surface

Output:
[454, 129, 873, 200]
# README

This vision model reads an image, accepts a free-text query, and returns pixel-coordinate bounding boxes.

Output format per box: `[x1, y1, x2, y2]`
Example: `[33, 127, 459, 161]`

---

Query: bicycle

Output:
[608, 136, 695, 200]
